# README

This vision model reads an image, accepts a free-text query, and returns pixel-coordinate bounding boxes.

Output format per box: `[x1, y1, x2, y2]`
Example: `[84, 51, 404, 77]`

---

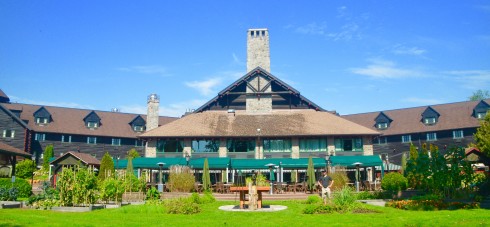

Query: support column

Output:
[291, 138, 299, 159]
[219, 138, 227, 157]
[145, 140, 157, 157]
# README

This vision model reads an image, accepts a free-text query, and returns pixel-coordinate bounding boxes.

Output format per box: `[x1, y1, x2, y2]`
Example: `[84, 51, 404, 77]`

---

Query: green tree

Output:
[202, 158, 211, 192]
[127, 148, 140, 159]
[98, 152, 114, 181]
[42, 145, 54, 171]
[474, 111, 490, 157]
[15, 159, 37, 179]
[468, 89, 490, 101]
[400, 152, 407, 176]
[306, 156, 316, 192]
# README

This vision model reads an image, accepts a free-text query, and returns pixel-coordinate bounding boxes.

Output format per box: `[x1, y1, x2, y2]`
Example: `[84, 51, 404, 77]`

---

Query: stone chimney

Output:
[247, 28, 270, 73]
[246, 29, 272, 113]
[146, 94, 160, 131]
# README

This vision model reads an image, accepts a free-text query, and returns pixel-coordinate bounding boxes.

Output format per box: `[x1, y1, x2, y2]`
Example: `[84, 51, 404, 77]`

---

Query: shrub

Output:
[245, 171, 268, 186]
[58, 167, 97, 206]
[42, 145, 54, 171]
[98, 152, 115, 181]
[0, 186, 18, 201]
[0, 178, 32, 198]
[329, 167, 349, 191]
[386, 199, 479, 211]
[168, 165, 195, 192]
[333, 186, 357, 210]
[27, 181, 60, 209]
[305, 195, 321, 204]
[381, 172, 408, 193]
[303, 204, 340, 214]
[15, 159, 37, 179]
[146, 186, 160, 200]
[164, 197, 200, 214]
[200, 191, 215, 204]
[99, 177, 124, 203]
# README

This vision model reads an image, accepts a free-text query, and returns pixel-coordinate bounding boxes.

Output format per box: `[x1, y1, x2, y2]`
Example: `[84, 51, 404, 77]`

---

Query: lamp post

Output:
[352, 162, 363, 192]
[326, 156, 332, 174]
[257, 128, 261, 158]
[157, 162, 165, 192]
[265, 163, 275, 195]
[48, 164, 54, 185]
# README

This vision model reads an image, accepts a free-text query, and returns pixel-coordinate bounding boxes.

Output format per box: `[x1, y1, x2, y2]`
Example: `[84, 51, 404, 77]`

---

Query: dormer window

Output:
[473, 100, 489, 119]
[424, 117, 436, 125]
[33, 107, 51, 125]
[130, 115, 146, 132]
[374, 112, 392, 130]
[422, 106, 440, 125]
[377, 123, 388, 129]
[83, 111, 101, 129]
[87, 121, 99, 128]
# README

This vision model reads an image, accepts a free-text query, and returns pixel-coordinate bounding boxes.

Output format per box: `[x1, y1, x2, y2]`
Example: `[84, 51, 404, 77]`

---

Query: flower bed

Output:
[386, 199, 480, 210]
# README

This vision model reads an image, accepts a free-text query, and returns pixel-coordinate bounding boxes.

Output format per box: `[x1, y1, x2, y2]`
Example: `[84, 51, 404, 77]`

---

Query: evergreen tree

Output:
[202, 158, 211, 192]
[42, 144, 54, 171]
[474, 111, 490, 157]
[98, 152, 114, 181]
[306, 156, 316, 192]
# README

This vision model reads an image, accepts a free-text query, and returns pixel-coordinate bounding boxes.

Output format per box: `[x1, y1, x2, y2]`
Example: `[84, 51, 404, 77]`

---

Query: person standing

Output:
[317, 170, 334, 205]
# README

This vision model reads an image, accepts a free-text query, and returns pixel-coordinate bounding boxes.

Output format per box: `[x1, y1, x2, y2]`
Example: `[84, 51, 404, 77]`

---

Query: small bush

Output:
[329, 167, 349, 191]
[0, 178, 32, 198]
[164, 197, 200, 214]
[305, 195, 321, 204]
[333, 186, 357, 210]
[15, 159, 37, 179]
[99, 177, 124, 203]
[0, 186, 18, 201]
[146, 186, 160, 200]
[168, 165, 195, 192]
[303, 204, 340, 214]
[386, 199, 479, 211]
[381, 172, 408, 192]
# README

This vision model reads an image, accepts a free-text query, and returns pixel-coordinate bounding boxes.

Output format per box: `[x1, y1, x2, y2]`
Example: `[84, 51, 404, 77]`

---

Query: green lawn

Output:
[1, 201, 489, 227]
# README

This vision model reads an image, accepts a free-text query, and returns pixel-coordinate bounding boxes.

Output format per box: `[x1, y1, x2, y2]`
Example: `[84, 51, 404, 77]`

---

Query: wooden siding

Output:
[0, 107, 28, 153]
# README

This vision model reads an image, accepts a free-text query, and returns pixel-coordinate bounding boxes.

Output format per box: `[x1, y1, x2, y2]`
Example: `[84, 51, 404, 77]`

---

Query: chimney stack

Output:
[146, 94, 160, 131]
[247, 28, 270, 73]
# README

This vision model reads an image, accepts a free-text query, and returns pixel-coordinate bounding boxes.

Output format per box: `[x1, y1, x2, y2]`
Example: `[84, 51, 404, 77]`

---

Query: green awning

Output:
[116, 157, 231, 170]
[231, 158, 326, 169]
[329, 155, 382, 167]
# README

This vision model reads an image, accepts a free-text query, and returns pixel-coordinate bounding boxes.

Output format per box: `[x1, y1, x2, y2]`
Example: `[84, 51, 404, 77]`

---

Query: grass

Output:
[1, 200, 489, 226]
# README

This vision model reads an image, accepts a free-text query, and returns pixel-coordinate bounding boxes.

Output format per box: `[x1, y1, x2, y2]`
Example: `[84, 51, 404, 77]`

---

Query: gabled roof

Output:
[375, 112, 392, 123]
[140, 109, 380, 138]
[0, 142, 31, 158]
[0, 104, 31, 130]
[342, 99, 490, 136]
[33, 106, 51, 118]
[50, 151, 100, 166]
[194, 67, 325, 112]
[421, 106, 440, 118]
[3, 103, 177, 138]
[83, 111, 101, 122]
[129, 115, 146, 125]
[0, 89, 9, 103]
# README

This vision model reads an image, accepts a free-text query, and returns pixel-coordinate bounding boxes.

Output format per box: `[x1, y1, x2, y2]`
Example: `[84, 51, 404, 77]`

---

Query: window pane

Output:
[192, 140, 219, 152]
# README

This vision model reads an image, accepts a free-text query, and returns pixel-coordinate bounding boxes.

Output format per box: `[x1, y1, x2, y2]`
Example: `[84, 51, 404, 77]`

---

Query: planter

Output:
[50, 204, 105, 212]
[0, 201, 22, 209]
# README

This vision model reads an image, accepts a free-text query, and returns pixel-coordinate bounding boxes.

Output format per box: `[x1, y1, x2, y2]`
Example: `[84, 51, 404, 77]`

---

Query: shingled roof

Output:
[342, 99, 490, 135]
[0, 89, 9, 103]
[0, 142, 31, 158]
[140, 109, 379, 138]
[50, 151, 100, 166]
[3, 103, 177, 138]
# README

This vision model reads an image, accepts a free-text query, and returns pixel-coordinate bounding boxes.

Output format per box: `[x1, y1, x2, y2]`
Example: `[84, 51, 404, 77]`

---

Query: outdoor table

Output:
[229, 186, 270, 209]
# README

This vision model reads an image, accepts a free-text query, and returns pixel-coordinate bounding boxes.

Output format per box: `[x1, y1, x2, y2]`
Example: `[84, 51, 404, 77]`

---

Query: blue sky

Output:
[1, 1, 489, 117]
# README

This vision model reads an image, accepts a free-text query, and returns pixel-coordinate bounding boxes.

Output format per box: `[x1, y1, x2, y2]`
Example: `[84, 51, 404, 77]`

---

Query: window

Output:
[135, 139, 145, 147]
[453, 130, 464, 139]
[133, 125, 145, 132]
[375, 137, 387, 145]
[192, 140, 220, 152]
[334, 138, 363, 152]
[424, 117, 436, 125]
[36, 117, 48, 124]
[35, 133, 46, 141]
[476, 112, 486, 119]
[376, 123, 388, 129]
[61, 135, 72, 143]
[2, 129, 15, 138]
[87, 136, 97, 144]
[299, 138, 327, 152]
[156, 140, 184, 153]
[402, 135, 412, 143]
[112, 138, 121, 146]
[426, 132, 437, 141]
[87, 121, 99, 128]
[263, 139, 292, 152]
[227, 139, 255, 152]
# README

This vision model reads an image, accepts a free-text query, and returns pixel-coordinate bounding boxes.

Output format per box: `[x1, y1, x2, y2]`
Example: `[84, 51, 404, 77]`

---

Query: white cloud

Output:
[351, 59, 422, 79]
[295, 22, 327, 35]
[9, 95, 95, 109]
[402, 97, 444, 105]
[117, 65, 169, 77]
[392, 45, 427, 56]
[327, 22, 360, 41]
[232, 53, 244, 65]
[185, 78, 223, 96]
[444, 70, 490, 90]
